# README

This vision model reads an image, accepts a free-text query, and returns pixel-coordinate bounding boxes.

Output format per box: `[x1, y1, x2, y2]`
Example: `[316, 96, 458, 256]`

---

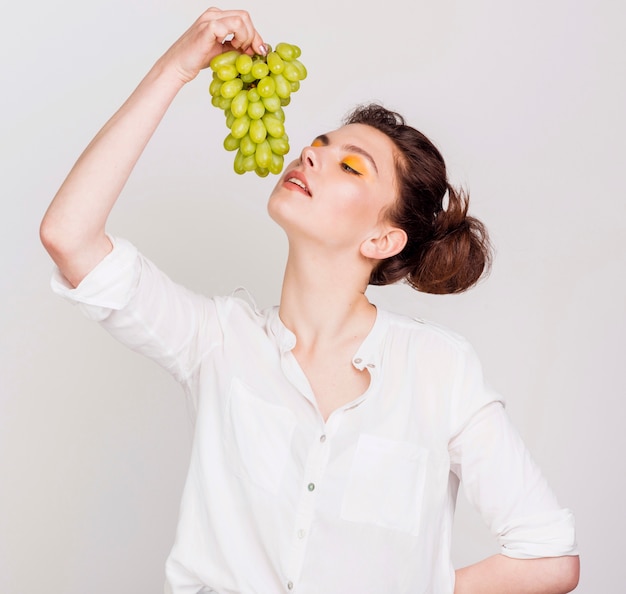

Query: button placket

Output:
[285, 425, 330, 590]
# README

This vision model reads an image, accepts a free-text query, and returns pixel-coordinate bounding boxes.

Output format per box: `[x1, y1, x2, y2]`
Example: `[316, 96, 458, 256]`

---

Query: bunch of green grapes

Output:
[208, 42, 307, 177]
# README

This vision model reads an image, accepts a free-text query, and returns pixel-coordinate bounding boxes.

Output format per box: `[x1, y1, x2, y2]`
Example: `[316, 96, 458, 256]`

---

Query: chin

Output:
[266, 191, 288, 227]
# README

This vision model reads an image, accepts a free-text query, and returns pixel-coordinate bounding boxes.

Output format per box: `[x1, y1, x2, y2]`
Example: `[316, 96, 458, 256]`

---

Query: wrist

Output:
[148, 55, 193, 92]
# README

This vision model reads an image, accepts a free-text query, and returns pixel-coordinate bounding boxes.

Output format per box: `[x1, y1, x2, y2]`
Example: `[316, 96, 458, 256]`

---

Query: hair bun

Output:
[409, 186, 492, 294]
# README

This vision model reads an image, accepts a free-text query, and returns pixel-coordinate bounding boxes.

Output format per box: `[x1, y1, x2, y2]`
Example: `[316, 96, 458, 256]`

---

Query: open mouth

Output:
[285, 175, 311, 196]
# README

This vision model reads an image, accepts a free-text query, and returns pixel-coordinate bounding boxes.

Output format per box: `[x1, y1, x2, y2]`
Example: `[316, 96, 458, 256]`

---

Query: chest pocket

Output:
[341, 434, 429, 536]
[224, 377, 297, 495]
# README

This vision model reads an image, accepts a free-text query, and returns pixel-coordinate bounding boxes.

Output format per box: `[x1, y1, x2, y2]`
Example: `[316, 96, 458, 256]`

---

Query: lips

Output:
[283, 170, 311, 196]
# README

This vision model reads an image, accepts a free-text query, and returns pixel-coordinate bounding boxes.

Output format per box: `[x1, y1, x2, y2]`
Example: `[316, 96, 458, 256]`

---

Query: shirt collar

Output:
[268, 306, 297, 353]
[267, 305, 387, 369]
[351, 306, 386, 371]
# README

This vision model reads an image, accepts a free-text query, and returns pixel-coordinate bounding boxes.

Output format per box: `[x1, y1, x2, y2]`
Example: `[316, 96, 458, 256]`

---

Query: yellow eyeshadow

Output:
[343, 155, 367, 175]
[311, 139, 324, 147]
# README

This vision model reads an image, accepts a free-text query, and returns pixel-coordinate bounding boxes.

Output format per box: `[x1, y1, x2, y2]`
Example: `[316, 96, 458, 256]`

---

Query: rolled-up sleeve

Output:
[449, 401, 578, 559]
[51, 235, 141, 321]
[50, 235, 222, 386]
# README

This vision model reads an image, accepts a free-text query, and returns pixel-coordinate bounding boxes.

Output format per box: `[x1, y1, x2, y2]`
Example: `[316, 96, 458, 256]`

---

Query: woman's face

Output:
[268, 123, 400, 253]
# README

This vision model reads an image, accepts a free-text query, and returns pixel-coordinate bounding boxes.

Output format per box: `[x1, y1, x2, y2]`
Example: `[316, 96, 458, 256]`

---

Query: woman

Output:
[40, 7, 580, 594]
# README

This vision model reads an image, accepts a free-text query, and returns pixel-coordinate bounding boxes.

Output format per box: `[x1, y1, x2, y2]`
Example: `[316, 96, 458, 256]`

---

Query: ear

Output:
[360, 225, 408, 261]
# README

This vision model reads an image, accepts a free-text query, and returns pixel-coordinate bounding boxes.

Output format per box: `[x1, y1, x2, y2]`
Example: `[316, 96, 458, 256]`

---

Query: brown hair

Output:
[343, 103, 492, 294]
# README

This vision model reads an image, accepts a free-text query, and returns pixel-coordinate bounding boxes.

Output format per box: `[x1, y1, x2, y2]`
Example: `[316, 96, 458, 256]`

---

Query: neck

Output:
[278, 243, 376, 348]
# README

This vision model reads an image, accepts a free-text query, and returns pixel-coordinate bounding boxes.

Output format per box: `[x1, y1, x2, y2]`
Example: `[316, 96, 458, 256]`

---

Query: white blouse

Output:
[51, 236, 578, 594]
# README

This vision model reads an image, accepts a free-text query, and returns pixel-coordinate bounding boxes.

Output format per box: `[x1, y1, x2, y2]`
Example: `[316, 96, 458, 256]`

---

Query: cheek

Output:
[331, 188, 380, 224]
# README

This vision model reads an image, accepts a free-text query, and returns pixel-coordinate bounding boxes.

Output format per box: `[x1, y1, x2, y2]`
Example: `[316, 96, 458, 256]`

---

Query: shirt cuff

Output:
[50, 235, 140, 322]
[498, 508, 578, 559]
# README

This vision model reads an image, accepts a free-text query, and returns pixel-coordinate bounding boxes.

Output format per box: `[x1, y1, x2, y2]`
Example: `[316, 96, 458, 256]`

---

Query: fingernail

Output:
[259, 44, 267, 55]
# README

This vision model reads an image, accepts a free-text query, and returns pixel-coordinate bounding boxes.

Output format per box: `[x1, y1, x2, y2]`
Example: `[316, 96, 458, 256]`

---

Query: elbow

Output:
[39, 213, 63, 261]
[39, 215, 77, 270]
[39, 210, 88, 264]
[39, 213, 88, 287]
[39, 213, 58, 254]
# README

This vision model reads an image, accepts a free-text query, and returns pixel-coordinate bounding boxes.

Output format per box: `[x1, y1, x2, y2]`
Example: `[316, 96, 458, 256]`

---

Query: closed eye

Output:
[341, 162, 362, 175]
[341, 155, 365, 176]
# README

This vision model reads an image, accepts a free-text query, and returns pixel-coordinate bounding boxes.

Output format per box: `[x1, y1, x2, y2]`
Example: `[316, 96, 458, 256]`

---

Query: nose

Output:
[300, 145, 318, 169]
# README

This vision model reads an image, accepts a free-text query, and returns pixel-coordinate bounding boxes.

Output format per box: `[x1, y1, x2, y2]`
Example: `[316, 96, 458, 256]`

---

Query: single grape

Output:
[262, 113, 285, 138]
[249, 119, 267, 143]
[275, 42, 296, 61]
[216, 64, 238, 81]
[267, 135, 290, 156]
[209, 78, 223, 97]
[251, 60, 270, 79]
[291, 59, 308, 80]
[241, 72, 256, 84]
[262, 94, 282, 112]
[255, 167, 270, 177]
[271, 73, 291, 99]
[247, 88, 261, 103]
[255, 140, 272, 168]
[282, 62, 300, 83]
[242, 154, 257, 172]
[223, 134, 240, 151]
[290, 80, 300, 93]
[218, 96, 233, 111]
[210, 50, 240, 71]
[230, 90, 249, 118]
[267, 51, 284, 74]
[269, 152, 285, 175]
[220, 78, 243, 99]
[257, 76, 276, 98]
[247, 99, 265, 120]
[231, 114, 251, 139]
[239, 134, 256, 156]
[233, 149, 246, 174]
[235, 53, 253, 74]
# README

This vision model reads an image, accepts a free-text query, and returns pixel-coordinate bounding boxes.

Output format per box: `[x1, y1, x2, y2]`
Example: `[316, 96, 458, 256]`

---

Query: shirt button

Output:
[307, 482, 315, 492]
[366, 363, 375, 368]
[319, 434, 327, 443]
[297, 529, 306, 539]
[353, 357, 362, 364]
[287, 581, 294, 590]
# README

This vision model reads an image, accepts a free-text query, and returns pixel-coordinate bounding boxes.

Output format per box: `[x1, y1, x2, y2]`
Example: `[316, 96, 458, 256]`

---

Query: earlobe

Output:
[360, 227, 408, 261]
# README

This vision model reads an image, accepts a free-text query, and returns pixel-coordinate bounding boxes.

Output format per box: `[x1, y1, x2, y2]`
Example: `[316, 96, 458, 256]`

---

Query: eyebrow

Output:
[313, 134, 379, 174]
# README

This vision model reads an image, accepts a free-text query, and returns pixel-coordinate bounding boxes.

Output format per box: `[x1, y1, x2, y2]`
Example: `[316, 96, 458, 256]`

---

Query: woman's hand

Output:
[159, 7, 266, 84]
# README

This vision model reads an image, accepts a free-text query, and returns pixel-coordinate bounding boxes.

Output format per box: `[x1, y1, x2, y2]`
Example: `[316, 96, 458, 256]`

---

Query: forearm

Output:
[454, 554, 580, 594]
[40, 59, 185, 286]
[40, 8, 267, 288]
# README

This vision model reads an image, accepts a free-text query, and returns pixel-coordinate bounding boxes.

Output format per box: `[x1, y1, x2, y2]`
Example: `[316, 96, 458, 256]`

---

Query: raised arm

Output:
[40, 8, 266, 287]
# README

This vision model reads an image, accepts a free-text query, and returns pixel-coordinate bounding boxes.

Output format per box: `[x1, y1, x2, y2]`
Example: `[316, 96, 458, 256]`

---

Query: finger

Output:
[203, 10, 265, 55]
[200, 9, 253, 43]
